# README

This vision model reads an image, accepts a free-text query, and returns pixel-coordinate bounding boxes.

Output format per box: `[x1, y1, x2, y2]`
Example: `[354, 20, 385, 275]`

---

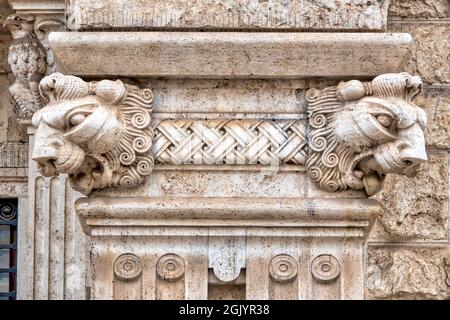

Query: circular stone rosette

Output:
[311, 254, 340, 283]
[156, 254, 185, 282]
[269, 254, 298, 284]
[113, 253, 143, 281]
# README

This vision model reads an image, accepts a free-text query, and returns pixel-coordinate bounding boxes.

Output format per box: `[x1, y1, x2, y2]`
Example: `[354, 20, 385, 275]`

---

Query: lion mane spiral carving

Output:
[306, 87, 352, 193]
[32, 73, 154, 195]
[31, 72, 426, 196]
[306, 73, 427, 196]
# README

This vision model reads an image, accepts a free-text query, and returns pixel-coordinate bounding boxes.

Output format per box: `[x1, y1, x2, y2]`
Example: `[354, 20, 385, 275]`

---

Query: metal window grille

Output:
[0, 199, 18, 300]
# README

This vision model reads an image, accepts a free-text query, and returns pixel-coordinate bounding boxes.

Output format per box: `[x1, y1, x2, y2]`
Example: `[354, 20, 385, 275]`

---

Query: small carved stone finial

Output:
[4, 13, 47, 117]
[156, 254, 185, 282]
[269, 254, 298, 284]
[113, 253, 143, 281]
[31, 73, 154, 195]
[306, 72, 427, 196]
[311, 255, 340, 283]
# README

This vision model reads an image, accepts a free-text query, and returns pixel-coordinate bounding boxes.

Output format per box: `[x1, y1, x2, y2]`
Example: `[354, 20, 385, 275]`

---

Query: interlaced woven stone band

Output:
[152, 119, 308, 165]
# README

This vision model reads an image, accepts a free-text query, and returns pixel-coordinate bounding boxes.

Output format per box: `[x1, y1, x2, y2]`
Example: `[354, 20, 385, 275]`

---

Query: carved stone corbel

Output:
[306, 72, 427, 196]
[31, 73, 154, 195]
[30, 72, 427, 197]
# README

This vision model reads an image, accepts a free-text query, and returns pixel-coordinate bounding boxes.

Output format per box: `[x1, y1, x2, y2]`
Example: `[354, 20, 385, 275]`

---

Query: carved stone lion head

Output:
[31, 73, 154, 195]
[306, 73, 427, 196]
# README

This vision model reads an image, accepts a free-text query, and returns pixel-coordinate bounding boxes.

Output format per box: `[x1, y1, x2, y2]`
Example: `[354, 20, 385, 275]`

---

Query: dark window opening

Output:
[0, 198, 17, 300]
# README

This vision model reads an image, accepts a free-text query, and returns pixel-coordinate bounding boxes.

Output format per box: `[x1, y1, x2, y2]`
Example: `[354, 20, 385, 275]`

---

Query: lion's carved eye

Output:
[376, 114, 394, 127]
[68, 113, 87, 126]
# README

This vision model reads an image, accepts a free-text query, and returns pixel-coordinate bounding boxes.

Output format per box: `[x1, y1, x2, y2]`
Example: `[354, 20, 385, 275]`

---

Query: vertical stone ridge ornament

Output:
[306, 73, 428, 196]
[31, 73, 154, 195]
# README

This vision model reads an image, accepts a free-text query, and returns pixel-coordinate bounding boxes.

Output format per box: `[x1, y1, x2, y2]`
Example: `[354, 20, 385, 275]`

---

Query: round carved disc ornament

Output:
[156, 254, 185, 282]
[269, 254, 298, 283]
[113, 253, 143, 281]
[311, 254, 340, 283]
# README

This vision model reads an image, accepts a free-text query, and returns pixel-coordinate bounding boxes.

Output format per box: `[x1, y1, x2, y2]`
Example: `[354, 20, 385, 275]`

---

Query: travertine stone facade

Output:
[0, 0, 449, 300]
[67, 0, 389, 31]
[367, 246, 450, 299]
[367, 0, 450, 299]
[1, 0, 86, 300]
[372, 152, 448, 240]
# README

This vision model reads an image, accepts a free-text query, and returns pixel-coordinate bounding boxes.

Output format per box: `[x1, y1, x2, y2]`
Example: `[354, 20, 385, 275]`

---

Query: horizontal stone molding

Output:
[76, 196, 380, 222]
[153, 164, 305, 172]
[49, 32, 412, 78]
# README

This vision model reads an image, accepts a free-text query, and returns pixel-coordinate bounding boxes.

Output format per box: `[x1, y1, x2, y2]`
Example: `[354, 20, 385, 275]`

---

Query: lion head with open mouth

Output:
[306, 72, 427, 196]
[31, 73, 154, 195]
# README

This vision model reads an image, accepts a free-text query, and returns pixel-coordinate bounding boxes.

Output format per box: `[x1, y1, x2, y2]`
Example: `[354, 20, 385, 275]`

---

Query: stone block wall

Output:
[366, 0, 450, 299]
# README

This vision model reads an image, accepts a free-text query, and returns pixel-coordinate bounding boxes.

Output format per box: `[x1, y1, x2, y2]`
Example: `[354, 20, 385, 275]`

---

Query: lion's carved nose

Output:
[32, 148, 58, 164]
[399, 146, 428, 166]
[31, 134, 63, 163]
[397, 123, 428, 167]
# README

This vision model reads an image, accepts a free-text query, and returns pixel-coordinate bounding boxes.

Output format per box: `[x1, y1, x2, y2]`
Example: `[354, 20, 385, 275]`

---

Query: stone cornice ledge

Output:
[75, 197, 380, 236]
[49, 32, 412, 78]
[8, 0, 65, 15]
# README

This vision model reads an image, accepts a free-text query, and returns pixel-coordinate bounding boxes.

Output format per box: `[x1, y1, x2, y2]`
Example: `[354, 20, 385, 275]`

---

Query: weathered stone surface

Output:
[0, 1, 13, 33]
[0, 35, 10, 74]
[67, 0, 389, 31]
[0, 73, 27, 144]
[409, 25, 450, 84]
[49, 32, 412, 78]
[389, 23, 450, 84]
[373, 152, 448, 240]
[0, 177, 26, 200]
[415, 86, 450, 149]
[0, 75, 9, 143]
[367, 246, 450, 300]
[0, 142, 28, 167]
[143, 79, 308, 114]
[389, 0, 449, 19]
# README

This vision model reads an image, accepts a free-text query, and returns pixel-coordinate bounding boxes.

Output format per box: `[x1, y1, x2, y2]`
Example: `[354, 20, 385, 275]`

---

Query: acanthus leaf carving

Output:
[31, 73, 154, 195]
